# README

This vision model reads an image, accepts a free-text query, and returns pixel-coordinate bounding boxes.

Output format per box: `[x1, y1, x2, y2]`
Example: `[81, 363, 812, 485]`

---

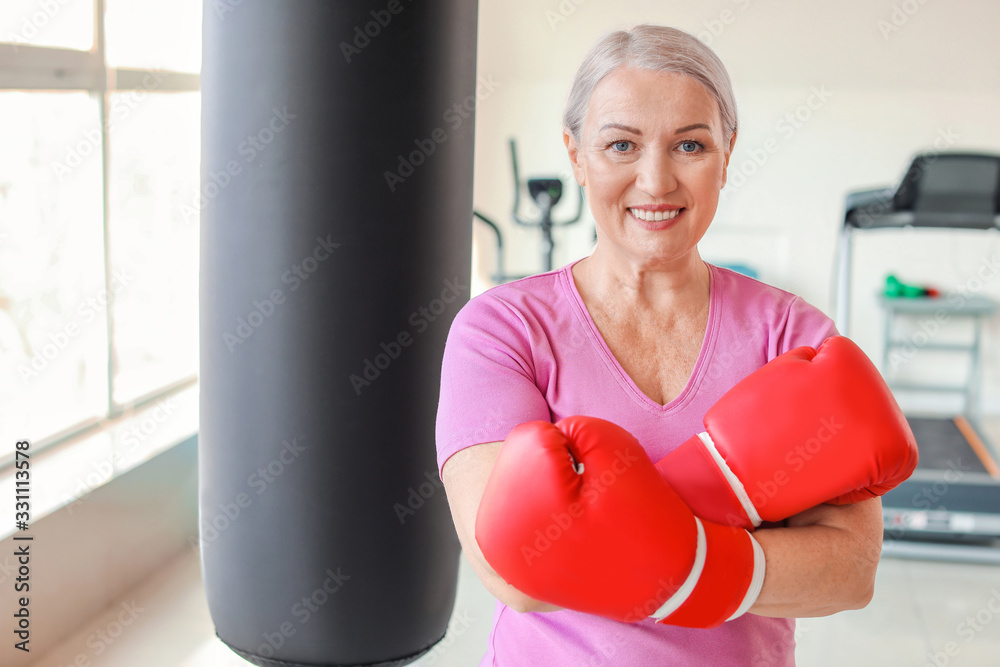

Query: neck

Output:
[574, 245, 710, 316]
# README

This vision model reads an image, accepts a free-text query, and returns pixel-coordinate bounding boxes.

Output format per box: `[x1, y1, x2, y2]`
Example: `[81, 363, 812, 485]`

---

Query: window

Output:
[1, 0, 94, 52]
[0, 0, 201, 464]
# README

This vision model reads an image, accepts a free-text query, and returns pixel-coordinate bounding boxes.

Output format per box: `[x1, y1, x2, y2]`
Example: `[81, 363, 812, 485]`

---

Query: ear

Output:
[563, 128, 586, 187]
[720, 131, 737, 189]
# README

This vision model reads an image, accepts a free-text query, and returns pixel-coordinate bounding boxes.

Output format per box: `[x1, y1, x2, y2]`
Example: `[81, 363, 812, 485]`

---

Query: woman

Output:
[436, 24, 882, 666]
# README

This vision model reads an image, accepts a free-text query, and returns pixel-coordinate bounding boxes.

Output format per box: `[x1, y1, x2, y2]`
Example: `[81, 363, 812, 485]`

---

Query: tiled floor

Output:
[27, 542, 1000, 667]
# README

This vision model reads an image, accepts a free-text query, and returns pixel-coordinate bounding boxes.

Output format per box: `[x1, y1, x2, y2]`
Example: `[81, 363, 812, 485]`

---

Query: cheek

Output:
[589, 161, 630, 202]
[695, 160, 726, 192]
[588, 158, 616, 182]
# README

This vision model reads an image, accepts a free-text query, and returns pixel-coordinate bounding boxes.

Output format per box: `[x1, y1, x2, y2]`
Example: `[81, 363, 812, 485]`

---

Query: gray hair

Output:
[563, 24, 738, 148]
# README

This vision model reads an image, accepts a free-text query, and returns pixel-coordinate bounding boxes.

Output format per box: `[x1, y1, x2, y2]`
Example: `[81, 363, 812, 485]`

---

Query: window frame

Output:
[0, 0, 200, 469]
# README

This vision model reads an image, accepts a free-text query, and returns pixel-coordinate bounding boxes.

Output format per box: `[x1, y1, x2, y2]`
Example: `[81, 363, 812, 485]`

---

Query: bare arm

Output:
[749, 497, 883, 618]
[441, 441, 563, 614]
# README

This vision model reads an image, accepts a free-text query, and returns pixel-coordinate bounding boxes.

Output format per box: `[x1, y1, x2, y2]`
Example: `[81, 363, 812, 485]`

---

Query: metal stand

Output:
[836, 152, 1000, 564]
[879, 294, 997, 422]
[508, 138, 584, 274]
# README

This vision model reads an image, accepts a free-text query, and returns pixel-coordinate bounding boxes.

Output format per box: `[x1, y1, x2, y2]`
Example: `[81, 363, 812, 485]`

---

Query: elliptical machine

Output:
[474, 138, 585, 284]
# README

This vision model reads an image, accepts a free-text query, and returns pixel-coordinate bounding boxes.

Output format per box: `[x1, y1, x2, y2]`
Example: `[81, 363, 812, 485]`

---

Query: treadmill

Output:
[836, 152, 1000, 563]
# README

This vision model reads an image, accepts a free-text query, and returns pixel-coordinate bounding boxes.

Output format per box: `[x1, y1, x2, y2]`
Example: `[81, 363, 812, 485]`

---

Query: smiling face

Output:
[565, 67, 735, 268]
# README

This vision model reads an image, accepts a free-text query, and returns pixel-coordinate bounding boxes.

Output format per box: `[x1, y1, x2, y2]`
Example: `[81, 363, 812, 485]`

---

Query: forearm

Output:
[464, 546, 563, 614]
[442, 442, 563, 614]
[748, 498, 883, 618]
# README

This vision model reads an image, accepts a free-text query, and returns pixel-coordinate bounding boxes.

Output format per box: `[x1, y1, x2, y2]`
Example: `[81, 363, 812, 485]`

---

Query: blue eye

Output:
[679, 141, 702, 153]
[611, 140, 631, 153]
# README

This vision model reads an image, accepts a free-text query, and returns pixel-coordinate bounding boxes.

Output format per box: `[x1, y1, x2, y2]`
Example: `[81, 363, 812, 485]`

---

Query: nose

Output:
[634, 148, 678, 198]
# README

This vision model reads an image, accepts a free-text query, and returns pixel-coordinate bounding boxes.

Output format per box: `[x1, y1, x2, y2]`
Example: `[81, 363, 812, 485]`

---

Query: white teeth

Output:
[629, 208, 681, 222]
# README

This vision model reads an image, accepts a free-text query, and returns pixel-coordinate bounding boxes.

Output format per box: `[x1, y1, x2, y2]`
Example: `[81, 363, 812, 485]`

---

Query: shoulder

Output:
[449, 266, 573, 335]
[710, 264, 807, 313]
[708, 264, 838, 354]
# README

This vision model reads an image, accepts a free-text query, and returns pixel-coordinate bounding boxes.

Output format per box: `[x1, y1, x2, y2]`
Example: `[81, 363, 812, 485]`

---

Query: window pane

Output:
[0, 91, 107, 445]
[108, 91, 199, 404]
[0, 0, 94, 52]
[105, 0, 202, 73]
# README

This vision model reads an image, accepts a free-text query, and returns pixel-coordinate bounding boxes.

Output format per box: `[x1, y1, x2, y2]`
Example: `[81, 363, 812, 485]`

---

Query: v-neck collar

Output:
[559, 258, 720, 413]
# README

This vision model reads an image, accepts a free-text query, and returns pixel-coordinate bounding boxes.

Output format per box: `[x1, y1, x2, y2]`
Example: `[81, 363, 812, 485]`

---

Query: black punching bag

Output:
[198, 1, 475, 665]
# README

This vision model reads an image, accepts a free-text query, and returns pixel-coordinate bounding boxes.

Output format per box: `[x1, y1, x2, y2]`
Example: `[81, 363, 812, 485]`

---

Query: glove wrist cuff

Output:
[650, 518, 707, 622]
[696, 432, 762, 528]
[656, 434, 761, 529]
[726, 531, 766, 621]
[653, 519, 762, 628]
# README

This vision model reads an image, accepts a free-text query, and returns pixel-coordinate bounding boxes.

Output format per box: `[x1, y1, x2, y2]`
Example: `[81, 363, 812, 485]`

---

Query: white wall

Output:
[472, 0, 1000, 415]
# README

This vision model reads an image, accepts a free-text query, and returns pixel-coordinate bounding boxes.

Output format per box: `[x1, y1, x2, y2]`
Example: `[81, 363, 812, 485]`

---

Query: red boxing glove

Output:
[475, 416, 766, 628]
[656, 335, 918, 530]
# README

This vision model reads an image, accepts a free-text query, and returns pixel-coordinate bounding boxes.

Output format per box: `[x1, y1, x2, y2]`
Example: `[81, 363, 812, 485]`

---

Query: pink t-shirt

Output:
[435, 259, 839, 666]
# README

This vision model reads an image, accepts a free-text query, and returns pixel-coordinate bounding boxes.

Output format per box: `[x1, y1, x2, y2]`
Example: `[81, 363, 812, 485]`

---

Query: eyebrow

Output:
[598, 122, 712, 135]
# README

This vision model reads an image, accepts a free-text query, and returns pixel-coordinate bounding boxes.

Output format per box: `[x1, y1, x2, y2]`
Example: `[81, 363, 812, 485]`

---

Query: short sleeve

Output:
[771, 295, 840, 358]
[434, 294, 551, 477]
